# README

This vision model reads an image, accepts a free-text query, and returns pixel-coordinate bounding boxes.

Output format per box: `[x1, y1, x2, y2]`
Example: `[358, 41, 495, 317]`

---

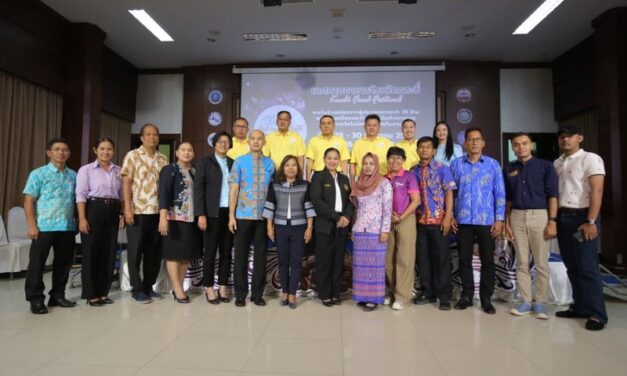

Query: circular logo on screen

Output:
[207, 132, 217, 146]
[253, 105, 307, 140]
[208, 111, 223, 127]
[456, 108, 473, 125]
[208, 90, 223, 105]
[456, 88, 472, 103]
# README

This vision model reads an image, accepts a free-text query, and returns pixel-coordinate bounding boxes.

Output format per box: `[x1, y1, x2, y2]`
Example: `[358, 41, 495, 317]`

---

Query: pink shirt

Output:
[386, 169, 419, 215]
[352, 180, 393, 234]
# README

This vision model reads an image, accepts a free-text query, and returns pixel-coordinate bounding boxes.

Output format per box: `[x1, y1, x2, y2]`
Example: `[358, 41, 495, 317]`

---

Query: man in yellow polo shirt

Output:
[227, 117, 250, 160]
[305, 115, 350, 181]
[395, 119, 420, 171]
[263, 111, 305, 170]
[350, 114, 394, 178]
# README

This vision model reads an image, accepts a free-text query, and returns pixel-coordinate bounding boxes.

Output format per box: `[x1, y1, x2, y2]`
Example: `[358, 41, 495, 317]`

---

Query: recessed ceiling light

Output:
[128, 9, 173, 42]
[242, 33, 307, 41]
[513, 0, 564, 35]
[368, 31, 436, 39]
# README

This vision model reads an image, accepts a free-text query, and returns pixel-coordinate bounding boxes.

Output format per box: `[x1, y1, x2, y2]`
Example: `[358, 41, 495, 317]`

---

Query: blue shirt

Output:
[435, 143, 464, 166]
[23, 162, 77, 232]
[229, 153, 275, 220]
[450, 155, 506, 225]
[504, 157, 559, 210]
[216, 155, 230, 207]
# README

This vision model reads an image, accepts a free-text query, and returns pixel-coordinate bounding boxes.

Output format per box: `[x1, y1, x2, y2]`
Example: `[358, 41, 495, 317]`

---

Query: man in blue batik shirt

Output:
[450, 127, 506, 314]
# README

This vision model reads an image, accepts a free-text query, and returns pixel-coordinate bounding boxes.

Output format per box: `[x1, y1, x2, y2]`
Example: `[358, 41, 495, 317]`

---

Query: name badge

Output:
[509, 170, 519, 177]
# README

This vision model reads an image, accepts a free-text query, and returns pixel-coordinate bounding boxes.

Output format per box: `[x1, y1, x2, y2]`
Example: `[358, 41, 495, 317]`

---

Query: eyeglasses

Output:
[215, 140, 230, 146]
[466, 138, 483, 144]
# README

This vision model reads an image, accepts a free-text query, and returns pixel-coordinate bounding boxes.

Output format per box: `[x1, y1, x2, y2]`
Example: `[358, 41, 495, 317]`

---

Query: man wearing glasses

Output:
[450, 127, 506, 314]
[227, 117, 250, 160]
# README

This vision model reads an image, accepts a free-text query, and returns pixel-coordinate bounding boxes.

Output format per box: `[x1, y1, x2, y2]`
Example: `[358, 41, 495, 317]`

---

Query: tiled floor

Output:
[0, 274, 626, 376]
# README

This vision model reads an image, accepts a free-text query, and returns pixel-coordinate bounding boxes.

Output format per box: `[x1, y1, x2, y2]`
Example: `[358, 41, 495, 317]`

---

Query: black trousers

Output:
[275, 224, 306, 295]
[416, 224, 452, 303]
[457, 225, 495, 301]
[202, 208, 233, 287]
[24, 231, 75, 301]
[315, 226, 349, 300]
[126, 214, 161, 294]
[80, 200, 120, 299]
[233, 219, 267, 300]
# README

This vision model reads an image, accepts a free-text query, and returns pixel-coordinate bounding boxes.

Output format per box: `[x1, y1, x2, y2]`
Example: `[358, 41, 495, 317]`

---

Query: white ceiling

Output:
[42, 0, 627, 68]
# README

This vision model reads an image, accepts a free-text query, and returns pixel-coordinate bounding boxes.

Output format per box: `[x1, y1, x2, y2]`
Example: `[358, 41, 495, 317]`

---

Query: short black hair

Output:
[401, 119, 416, 127]
[212, 131, 233, 149]
[365, 114, 380, 123]
[94, 137, 115, 149]
[417, 136, 436, 149]
[511, 132, 532, 143]
[233, 117, 249, 126]
[324, 147, 340, 158]
[386, 146, 406, 160]
[464, 127, 483, 140]
[320, 114, 335, 123]
[140, 123, 160, 136]
[47, 137, 69, 151]
[277, 111, 291, 119]
[557, 124, 582, 137]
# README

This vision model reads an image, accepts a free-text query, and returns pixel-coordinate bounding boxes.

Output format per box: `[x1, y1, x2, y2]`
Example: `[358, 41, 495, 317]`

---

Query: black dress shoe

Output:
[413, 295, 436, 305]
[481, 300, 496, 314]
[253, 297, 266, 306]
[439, 302, 452, 311]
[87, 299, 104, 307]
[235, 298, 246, 307]
[205, 291, 219, 305]
[30, 300, 48, 314]
[454, 297, 471, 310]
[362, 303, 378, 312]
[99, 297, 114, 304]
[322, 299, 334, 307]
[585, 318, 605, 331]
[217, 290, 230, 303]
[556, 308, 587, 319]
[48, 296, 76, 308]
[356, 301, 367, 307]
[332, 298, 341, 306]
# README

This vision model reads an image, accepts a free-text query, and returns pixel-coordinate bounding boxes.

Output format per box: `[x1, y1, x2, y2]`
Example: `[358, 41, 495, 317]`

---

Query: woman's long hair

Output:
[433, 121, 454, 161]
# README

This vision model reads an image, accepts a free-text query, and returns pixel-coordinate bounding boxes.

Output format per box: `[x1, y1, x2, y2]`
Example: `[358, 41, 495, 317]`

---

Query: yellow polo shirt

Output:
[350, 136, 394, 175]
[395, 139, 420, 171]
[226, 138, 249, 160]
[262, 130, 305, 167]
[305, 134, 350, 172]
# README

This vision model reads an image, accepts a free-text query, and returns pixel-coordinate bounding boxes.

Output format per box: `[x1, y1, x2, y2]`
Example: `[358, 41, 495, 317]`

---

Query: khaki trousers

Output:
[510, 209, 550, 303]
[386, 215, 416, 304]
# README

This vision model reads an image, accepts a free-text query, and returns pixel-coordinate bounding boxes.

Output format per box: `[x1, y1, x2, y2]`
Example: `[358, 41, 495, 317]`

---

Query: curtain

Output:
[0, 71, 63, 220]
[100, 112, 132, 167]
[559, 110, 598, 154]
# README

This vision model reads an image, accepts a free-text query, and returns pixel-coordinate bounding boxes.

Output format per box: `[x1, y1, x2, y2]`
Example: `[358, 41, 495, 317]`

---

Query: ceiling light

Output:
[368, 31, 436, 39]
[128, 9, 173, 42]
[513, 0, 564, 35]
[242, 33, 307, 41]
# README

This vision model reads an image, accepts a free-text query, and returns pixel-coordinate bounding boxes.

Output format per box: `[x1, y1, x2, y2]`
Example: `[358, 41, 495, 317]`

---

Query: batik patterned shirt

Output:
[229, 153, 275, 220]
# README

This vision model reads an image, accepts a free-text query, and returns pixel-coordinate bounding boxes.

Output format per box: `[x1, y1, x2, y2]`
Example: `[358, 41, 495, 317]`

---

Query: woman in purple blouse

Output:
[76, 138, 125, 306]
[350, 153, 393, 312]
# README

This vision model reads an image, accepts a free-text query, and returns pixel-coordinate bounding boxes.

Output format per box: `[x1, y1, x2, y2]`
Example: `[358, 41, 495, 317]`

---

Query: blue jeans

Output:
[556, 209, 608, 323]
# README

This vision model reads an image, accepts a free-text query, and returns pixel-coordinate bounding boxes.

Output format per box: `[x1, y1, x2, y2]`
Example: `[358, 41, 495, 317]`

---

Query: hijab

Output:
[350, 153, 385, 205]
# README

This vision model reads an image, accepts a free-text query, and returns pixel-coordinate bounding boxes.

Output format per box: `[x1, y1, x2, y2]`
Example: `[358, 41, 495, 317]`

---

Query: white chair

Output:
[0, 215, 21, 274]
[7, 206, 52, 268]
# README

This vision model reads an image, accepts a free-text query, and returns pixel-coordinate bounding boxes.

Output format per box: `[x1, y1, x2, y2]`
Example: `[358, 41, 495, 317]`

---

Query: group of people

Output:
[21, 111, 608, 331]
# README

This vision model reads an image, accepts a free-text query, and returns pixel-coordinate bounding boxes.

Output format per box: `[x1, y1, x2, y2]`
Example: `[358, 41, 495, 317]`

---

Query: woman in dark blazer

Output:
[194, 131, 234, 304]
[310, 147, 354, 307]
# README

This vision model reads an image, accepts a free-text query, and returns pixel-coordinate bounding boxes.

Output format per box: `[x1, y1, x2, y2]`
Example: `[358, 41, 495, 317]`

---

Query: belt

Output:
[559, 207, 588, 215]
[87, 197, 120, 205]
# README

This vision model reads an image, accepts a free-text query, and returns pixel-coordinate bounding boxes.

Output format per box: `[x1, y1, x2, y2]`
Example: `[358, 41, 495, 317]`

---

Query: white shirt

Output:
[554, 149, 605, 209]
[333, 174, 343, 213]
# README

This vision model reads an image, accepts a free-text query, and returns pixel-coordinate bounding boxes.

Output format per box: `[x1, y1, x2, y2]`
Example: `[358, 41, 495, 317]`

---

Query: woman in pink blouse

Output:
[350, 153, 393, 312]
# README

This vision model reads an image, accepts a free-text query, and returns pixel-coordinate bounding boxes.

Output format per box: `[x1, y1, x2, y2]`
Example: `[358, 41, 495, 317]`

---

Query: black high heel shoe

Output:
[87, 299, 104, 307]
[205, 290, 219, 305]
[171, 290, 190, 304]
[217, 290, 230, 303]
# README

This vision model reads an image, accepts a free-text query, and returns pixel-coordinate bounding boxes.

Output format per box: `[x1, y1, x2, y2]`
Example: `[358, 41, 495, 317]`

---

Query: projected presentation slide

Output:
[241, 70, 436, 147]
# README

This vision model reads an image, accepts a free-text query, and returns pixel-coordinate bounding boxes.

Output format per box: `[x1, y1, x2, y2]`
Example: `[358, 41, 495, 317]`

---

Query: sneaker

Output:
[131, 292, 152, 304]
[391, 301, 407, 311]
[533, 303, 549, 320]
[384, 296, 392, 306]
[511, 302, 532, 316]
[413, 295, 436, 305]
[148, 290, 164, 300]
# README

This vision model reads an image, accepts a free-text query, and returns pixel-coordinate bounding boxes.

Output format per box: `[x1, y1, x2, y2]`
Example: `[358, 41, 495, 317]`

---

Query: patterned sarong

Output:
[352, 232, 387, 304]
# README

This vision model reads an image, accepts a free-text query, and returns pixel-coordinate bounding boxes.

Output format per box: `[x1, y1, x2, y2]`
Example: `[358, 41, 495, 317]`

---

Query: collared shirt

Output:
[350, 136, 394, 175]
[395, 139, 420, 171]
[120, 145, 169, 215]
[23, 162, 76, 232]
[414, 160, 457, 225]
[229, 153, 275, 220]
[216, 155, 230, 207]
[386, 169, 419, 215]
[504, 157, 558, 210]
[227, 137, 249, 160]
[263, 130, 305, 168]
[450, 155, 506, 225]
[435, 143, 464, 166]
[554, 149, 605, 209]
[352, 180, 393, 234]
[305, 134, 350, 172]
[75, 160, 122, 203]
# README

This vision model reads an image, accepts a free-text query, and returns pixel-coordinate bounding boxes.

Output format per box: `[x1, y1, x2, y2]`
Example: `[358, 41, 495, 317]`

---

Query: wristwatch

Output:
[587, 219, 596, 225]
[548, 217, 557, 222]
